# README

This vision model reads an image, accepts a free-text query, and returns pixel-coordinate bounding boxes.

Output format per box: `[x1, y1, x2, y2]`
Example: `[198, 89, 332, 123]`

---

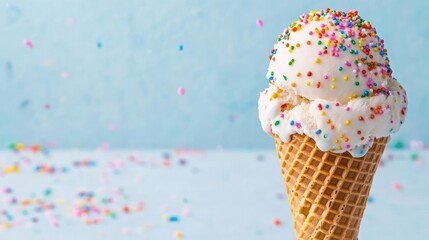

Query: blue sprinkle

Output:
[178, 45, 184, 51]
[325, 104, 329, 109]
[315, 129, 322, 135]
[169, 216, 180, 222]
[289, 120, 295, 126]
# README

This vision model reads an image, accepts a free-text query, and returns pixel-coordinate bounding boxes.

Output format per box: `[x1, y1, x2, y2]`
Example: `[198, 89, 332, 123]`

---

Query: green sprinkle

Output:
[323, 134, 328, 139]
[317, 40, 322, 45]
[270, 71, 274, 76]
[351, 39, 356, 45]
[393, 141, 404, 149]
[283, 75, 287, 80]
[323, 46, 328, 50]
[355, 81, 360, 86]
[338, 66, 343, 71]
[274, 120, 280, 126]
[411, 152, 419, 161]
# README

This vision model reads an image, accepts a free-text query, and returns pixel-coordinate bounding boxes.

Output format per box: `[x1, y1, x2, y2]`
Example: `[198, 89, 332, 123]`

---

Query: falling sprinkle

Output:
[23, 40, 33, 48]
[177, 87, 186, 96]
[256, 19, 263, 27]
[61, 71, 69, 79]
[273, 218, 282, 226]
[178, 45, 184, 51]
[391, 182, 402, 191]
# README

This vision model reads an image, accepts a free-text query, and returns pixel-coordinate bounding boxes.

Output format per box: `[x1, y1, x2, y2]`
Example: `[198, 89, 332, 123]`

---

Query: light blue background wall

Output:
[0, 0, 428, 149]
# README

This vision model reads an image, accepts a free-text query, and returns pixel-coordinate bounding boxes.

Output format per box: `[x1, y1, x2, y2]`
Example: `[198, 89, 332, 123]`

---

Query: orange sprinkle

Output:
[306, 40, 311, 45]
[330, 125, 335, 130]
[296, 43, 301, 48]
[326, 119, 331, 124]
[370, 114, 375, 119]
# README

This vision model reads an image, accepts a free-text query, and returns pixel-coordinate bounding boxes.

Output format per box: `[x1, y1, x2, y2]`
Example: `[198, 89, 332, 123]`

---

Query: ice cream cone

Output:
[274, 134, 389, 240]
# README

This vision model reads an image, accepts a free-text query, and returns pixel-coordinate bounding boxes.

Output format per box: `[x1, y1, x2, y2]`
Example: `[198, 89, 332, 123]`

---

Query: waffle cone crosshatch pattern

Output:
[275, 134, 389, 239]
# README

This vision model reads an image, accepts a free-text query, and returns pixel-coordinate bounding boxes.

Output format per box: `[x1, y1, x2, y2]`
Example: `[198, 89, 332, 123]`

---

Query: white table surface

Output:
[0, 148, 427, 240]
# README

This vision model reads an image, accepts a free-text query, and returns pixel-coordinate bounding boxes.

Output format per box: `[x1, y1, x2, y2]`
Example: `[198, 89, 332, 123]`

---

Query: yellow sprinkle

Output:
[320, 111, 326, 116]
[339, 134, 344, 138]
[343, 76, 349, 81]
[315, 58, 321, 63]
[271, 93, 278, 98]
[291, 82, 297, 87]
[325, 40, 331, 46]
[331, 77, 336, 82]
[335, 139, 339, 144]
[296, 72, 302, 77]
[345, 120, 351, 126]
[339, 35, 344, 39]
[174, 231, 184, 238]
[331, 85, 336, 90]
[306, 81, 312, 86]
[15, 143, 25, 151]
[337, 146, 343, 150]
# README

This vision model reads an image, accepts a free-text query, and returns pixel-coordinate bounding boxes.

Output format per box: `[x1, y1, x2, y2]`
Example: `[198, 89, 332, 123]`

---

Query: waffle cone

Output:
[274, 134, 388, 240]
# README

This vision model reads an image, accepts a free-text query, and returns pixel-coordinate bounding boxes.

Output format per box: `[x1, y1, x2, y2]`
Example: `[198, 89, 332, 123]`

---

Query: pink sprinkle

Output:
[345, 107, 350, 111]
[391, 182, 402, 191]
[160, 205, 167, 212]
[23, 40, 33, 48]
[280, 113, 284, 118]
[410, 140, 424, 149]
[345, 144, 351, 149]
[256, 19, 263, 27]
[177, 87, 186, 96]
[344, 61, 352, 67]
[182, 207, 190, 216]
[61, 71, 69, 79]
[109, 123, 117, 131]
[415, 158, 423, 166]
[324, 75, 329, 80]
[295, 122, 302, 129]
[309, 31, 313, 35]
